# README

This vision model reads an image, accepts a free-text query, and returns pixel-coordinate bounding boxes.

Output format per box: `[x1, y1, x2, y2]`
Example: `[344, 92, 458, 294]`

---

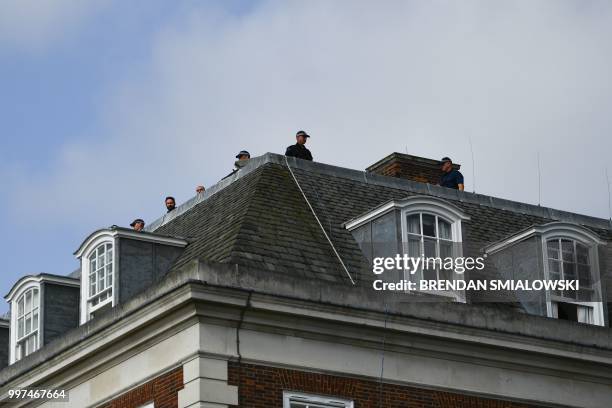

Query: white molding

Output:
[5, 275, 79, 302]
[9, 284, 42, 365]
[344, 195, 470, 231]
[0, 320, 9, 329]
[541, 234, 605, 327]
[79, 237, 115, 325]
[74, 228, 188, 258]
[283, 391, 354, 408]
[484, 222, 604, 256]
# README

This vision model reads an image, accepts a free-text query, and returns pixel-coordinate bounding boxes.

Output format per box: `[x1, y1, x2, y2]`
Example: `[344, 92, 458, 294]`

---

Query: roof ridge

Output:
[145, 152, 611, 234]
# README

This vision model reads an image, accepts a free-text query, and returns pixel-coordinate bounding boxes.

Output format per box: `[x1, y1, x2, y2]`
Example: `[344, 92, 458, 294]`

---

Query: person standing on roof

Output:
[439, 157, 464, 191]
[222, 150, 251, 180]
[165, 196, 177, 212]
[234, 150, 250, 169]
[130, 218, 145, 232]
[285, 130, 313, 161]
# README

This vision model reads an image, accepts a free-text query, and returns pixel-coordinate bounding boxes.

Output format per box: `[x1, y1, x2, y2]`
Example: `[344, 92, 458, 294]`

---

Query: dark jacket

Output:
[440, 169, 464, 189]
[285, 143, 313, 161]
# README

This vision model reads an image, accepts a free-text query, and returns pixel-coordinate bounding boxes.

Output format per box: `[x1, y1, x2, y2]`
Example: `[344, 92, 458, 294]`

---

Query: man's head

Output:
[295, 130, 310, 145]
[440, 157, 453, 173]
[130, 218, 145, 232]
[165, 196, 176, 212]
[235, 150, 250, 161]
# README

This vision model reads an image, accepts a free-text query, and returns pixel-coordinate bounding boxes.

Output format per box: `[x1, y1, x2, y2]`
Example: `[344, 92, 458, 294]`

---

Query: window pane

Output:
[408, 236, 421, 258]
[25, 291, 32, 313]
[32, 289, 39, 308]
[25, 315, 31, 335]
[106, 265, 113, 287]
[33, 311, 38, 330]
[407, 214, 420, 234]
[564, 261, 577, 279]
[561, 239, 575, 262]
[17, 317, 24, 338]
[18, 297, 24, 316]
[422, 214, 436, 237]
[106, 244, 113, 263]
[424, 237, 436, 258]
[578, 264, 591, 286]
[440, 240, 453, 259]
[438, 219, 451, 240]
[547, 240, 560, 260]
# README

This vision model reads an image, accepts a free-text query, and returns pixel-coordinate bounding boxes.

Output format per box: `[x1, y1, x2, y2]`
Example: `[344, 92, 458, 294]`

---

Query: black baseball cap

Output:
[130, 218, 145, 227]
[235, 150, 250, 159]
[296, 130, 310, 138]
[440, 157, 452, 165]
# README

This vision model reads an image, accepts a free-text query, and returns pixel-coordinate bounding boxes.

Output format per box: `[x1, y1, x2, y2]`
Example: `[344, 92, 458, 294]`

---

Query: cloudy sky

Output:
[1, 0, 611, 313]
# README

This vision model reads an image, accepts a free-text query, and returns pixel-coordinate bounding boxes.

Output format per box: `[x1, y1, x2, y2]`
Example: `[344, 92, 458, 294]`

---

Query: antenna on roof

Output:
[606, 168, 612, 222]
[468, 136, 476, 193]
[537, 152, 542, 206]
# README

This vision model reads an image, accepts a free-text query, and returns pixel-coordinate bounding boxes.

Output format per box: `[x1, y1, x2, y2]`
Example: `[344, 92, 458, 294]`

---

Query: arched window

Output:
[87, 242, 114, 312]
[485, 222, 604, 325]
[15, 287, 40, 361]
[346, 196, 470, 301]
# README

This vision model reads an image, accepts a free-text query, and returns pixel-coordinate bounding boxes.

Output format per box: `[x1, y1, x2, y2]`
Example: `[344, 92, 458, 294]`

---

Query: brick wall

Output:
[228, 362, 542, 408]
[366, 153, 460, 185]
[98, 366, 183, 408]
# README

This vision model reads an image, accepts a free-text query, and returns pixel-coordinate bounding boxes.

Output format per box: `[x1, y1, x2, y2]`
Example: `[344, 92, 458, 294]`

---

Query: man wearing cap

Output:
[222, 150, 251, 180]
[234, 150, 250, 169]
[439, 157, 464, 191]
[285, 130, 313, 161]
[130, 218, 145, 232]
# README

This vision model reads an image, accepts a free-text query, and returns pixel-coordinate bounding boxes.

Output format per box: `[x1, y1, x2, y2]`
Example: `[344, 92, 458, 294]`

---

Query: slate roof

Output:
[149, 153, 612, 288]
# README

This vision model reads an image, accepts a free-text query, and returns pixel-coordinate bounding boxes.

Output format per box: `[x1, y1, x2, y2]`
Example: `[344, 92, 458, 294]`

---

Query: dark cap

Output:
[235, 150, 250, 159]
[440, 157, 452, 165]
[130, 218, 145, 227]
[296, 130, 310, 138]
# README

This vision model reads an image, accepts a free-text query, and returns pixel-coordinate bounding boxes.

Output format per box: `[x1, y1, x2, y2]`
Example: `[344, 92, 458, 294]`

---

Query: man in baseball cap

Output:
[285, 130, 313, 161]
[130, 218, 145, 232]
[439, 157, 464, 191]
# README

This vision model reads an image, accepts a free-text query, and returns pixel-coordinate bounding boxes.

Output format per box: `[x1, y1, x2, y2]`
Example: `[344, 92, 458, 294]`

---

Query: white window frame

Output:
[76, 231, 117, 324]
[5, 275, 80, 365]
[345, 196, 470, 302]
[86, 241, 114, 314]
[541, 231, 604, 326]
[13, 286, 40, 363]
[283, 391, 354, 408]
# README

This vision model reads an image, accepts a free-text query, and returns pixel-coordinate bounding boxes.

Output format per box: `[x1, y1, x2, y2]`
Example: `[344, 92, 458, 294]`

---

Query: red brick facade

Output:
[366, 152, 460, 185]
[98, 366, 183, 408]
[228, 362, 542, 408]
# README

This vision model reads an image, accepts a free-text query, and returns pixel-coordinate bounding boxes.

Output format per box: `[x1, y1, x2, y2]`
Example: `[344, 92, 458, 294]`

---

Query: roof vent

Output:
[366, 152, 460, 184]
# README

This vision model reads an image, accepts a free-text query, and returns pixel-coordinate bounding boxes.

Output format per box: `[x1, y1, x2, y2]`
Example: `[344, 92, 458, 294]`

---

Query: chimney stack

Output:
[366, 152, 460, 185]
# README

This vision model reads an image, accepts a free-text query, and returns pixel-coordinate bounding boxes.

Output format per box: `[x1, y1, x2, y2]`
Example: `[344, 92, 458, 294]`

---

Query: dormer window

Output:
[5, 274, 79, 365]
[75, 227, 188, 324]
[88, 242, 114, 311]
[15, 287, 39, 361]
[345, 196, 470, 301]
[485, 222, 605, 326]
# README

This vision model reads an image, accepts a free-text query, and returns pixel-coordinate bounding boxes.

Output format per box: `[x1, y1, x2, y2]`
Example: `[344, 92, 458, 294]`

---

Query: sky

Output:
[1, 0, 611, 313]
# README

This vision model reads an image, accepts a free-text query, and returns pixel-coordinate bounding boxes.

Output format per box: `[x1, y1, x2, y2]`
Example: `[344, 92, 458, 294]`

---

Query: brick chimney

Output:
[366, 152, 460, 184]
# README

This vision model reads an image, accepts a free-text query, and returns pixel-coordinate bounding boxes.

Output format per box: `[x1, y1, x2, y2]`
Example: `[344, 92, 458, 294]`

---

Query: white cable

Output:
[284, 156, 356, 285]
